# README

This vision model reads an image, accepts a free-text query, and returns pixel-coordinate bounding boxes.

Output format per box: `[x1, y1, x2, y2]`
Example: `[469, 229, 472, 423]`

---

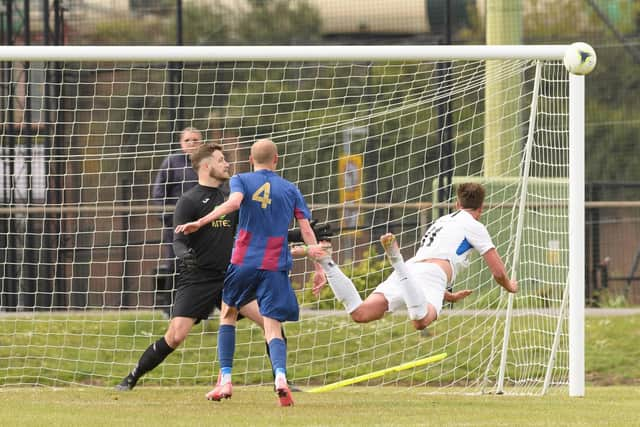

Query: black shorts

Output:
[172, 268, 251, 324]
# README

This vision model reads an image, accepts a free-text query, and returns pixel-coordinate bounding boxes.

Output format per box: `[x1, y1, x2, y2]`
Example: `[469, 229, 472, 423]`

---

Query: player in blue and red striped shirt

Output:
[175, 138, 325, 407]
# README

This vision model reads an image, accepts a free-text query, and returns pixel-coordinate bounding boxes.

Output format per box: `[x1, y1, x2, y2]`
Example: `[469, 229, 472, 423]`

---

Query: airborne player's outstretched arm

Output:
[483, 248, 518, 293]
[444, 289, 472, 302]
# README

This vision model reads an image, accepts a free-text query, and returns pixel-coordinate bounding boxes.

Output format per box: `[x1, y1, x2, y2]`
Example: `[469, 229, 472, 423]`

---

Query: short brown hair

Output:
[457, 182, 485, 210]
[190, 143, 223, 171]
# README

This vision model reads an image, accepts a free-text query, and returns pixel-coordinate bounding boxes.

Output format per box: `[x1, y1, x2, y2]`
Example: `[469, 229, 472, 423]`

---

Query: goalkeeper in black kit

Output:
[116, 142, 331, 391]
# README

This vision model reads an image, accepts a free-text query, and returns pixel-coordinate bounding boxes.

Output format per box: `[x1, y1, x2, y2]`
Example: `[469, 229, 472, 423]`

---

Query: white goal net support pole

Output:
[568, 73, 586, 397]
[0, 45, 584, 396]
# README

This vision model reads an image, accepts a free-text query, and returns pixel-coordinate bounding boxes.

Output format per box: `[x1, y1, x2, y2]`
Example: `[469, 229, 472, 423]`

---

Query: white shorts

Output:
[374, 262, 447, 317]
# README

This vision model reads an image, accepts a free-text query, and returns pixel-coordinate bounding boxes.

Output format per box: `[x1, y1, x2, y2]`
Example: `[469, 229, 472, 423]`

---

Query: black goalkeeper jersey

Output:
[172, 183, 237, 272]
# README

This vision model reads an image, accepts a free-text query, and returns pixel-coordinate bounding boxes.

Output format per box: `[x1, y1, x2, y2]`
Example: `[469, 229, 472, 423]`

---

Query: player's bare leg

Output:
[238, 300, 263, 327]
[349, 293, 388, 323]
[411, 304, 437, 330]
[164, 316, 196, 348]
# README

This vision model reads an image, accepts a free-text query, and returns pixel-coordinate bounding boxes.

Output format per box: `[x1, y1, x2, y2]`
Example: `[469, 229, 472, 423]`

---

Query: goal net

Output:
[0, 46, 583, 395]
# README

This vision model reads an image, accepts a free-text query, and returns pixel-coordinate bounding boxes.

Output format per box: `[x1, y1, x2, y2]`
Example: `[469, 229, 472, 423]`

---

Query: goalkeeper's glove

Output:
[287, 219, 333, 243]
[178, 248, 198, 272]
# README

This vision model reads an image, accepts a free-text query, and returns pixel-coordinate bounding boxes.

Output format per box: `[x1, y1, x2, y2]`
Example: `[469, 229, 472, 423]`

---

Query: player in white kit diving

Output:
[296, 182, 518, 331]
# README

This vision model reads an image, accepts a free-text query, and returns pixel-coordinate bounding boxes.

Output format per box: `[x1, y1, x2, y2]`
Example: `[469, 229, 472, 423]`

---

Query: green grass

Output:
[0, 313, 639, 425]
[1, 313, 639, 388]
[586, 315, 640, 384]
[0, 386, 638, 427]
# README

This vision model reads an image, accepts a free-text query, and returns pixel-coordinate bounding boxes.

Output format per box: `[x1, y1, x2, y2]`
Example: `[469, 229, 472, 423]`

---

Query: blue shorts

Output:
[223, 264, 299, 322]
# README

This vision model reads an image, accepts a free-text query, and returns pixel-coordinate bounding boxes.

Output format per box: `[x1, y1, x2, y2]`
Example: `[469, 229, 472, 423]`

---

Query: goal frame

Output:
[0, 45, 585, 396]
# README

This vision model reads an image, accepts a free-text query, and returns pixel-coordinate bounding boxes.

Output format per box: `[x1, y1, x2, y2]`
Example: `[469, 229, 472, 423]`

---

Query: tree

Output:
[167, 2, 232, 44]
[236, 0, 321, 44]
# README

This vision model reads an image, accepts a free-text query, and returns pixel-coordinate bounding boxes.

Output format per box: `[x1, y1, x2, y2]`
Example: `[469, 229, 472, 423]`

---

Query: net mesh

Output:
[0, 54, 570, 394]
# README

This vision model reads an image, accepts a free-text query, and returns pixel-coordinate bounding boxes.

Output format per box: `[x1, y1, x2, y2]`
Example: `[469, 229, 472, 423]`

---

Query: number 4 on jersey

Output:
[252, 182, 272, 209]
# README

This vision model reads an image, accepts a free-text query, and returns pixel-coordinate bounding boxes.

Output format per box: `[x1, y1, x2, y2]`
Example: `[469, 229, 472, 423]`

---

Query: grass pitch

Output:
[2, 313, 639, 387]
[1, 385, 638, 427]
[1, 313, 638, 425]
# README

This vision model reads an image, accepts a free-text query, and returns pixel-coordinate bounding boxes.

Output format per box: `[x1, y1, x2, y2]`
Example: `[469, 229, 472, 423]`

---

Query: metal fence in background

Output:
[586, 183, 640, 305]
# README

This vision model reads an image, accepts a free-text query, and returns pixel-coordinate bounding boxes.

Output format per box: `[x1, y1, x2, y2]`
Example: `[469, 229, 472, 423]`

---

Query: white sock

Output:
[317, 258, 363, 313]
[388, 258, 427, 321]
[221, 373, 232, 385]
[381, 238, 427, 320]
[275, 372, 287, 387]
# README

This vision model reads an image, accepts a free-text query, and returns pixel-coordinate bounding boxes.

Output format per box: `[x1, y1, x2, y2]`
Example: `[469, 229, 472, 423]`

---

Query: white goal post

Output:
[0, 45, 585, 396]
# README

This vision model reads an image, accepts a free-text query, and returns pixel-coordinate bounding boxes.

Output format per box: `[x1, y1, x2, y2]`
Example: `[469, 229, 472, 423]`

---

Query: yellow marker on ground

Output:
[306, 352, 447, 393]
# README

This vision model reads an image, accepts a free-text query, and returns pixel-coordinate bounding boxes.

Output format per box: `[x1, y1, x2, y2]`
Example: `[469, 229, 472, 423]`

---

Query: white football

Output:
[563, 42, 597, 75]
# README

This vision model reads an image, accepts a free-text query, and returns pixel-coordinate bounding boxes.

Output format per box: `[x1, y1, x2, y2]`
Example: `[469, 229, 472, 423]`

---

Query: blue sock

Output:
[267, 338, 287, 375]
[217, 324, 236, 372]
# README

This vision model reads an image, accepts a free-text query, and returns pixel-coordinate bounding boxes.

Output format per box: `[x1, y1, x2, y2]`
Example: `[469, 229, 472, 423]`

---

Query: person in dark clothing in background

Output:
[152, 127, 204, 270]
[151, 128, 203, 315]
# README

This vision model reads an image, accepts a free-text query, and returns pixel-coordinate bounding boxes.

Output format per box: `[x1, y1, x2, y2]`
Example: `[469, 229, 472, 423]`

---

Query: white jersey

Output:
[410, 209, 495, 282]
